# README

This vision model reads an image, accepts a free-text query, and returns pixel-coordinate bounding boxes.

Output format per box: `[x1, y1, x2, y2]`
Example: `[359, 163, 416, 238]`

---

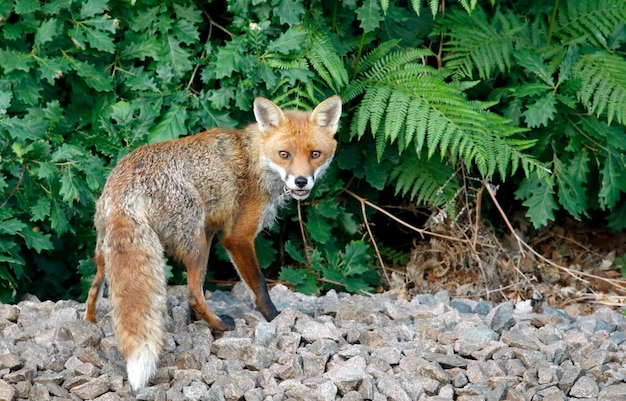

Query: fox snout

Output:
[287, 175, 314, 200]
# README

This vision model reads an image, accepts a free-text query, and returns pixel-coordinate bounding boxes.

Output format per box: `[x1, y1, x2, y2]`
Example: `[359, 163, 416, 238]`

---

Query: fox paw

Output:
[217, 315, 236, 331]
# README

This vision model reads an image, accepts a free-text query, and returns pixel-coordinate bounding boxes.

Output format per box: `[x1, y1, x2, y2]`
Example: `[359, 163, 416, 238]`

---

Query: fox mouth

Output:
[285, 188, 311, 199]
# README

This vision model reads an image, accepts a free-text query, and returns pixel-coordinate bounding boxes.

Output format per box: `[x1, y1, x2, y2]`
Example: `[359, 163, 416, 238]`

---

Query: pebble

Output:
[0, 284, 624, 400]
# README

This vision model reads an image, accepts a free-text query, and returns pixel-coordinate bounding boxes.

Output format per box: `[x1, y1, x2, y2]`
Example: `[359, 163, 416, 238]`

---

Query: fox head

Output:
[254, 96, 342, 200]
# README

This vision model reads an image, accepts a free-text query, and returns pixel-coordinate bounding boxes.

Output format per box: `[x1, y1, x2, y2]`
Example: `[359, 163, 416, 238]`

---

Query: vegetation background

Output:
[1, 0, 625, 303]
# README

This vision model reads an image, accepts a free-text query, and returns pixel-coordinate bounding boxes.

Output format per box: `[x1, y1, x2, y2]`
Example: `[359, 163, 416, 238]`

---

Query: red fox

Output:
[84, 96, 342, 390]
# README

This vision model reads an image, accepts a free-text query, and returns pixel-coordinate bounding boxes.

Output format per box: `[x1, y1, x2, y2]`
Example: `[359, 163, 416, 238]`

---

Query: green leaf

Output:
[522, 92, 556, 128]
[278, 267, 319, 295]
[363, 155, 387, 190]
[214, 36, 247, 79]
[306, 208, 333, 243]
[74, 60, 113, 91]
[14, 0, 40, 14]
[42, 0, 72, 14]
[607, 202, 626, 232]
[314, 198, 341, 219]
[267, 28, 308, 54]
[338, 211, 358, 235]
[285, 240, 307, 264]
[0, 91, 11, 114]
[80, 0, 108, 18]
[555, 158, 587, 220]
[81, 21, 116, 53]
[255, 234, 277, 269]
[516, 176, 558, 228]
[37, 56, 69, 85]
[174, 19, 200, 44]
[599, 150, 626, 210]
[567, 150, 590, 185]
[148, 103, 187, 143]
[515, 49, 553, 85]
[356, 0, 384, 33]
[0, 49, 33, 73]
[173, 3, 203, 23]
[342, 240, 370, 276]
[50, 201, 70, 235]
[0, 218, 27, 235]
[19, 229, 53, 253]
[119, 37, 160, 60]
[274, 0, 306, 26]
[34, 18, 60, 47]
[59, 169, 80, 203]
[30, 198, 51, 222]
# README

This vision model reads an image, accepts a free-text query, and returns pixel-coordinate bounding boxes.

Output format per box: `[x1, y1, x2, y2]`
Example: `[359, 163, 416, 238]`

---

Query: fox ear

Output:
[310, 96, 342, 133]
[254, 97, 285, 132]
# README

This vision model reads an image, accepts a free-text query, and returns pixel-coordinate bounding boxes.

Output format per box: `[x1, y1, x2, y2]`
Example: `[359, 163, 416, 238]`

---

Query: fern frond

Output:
[343, 44, 547, 181]
[390, 153, 459, 212]
[438, 7, 528, 79]
[354, 40, 399, 74]
[304, 24, 349, 94]
[575, 51, 626, 125]
[555, 0, 626, 48]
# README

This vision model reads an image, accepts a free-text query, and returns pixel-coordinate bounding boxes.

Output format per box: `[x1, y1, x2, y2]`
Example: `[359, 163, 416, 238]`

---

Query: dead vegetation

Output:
[346, 181, 626, 315]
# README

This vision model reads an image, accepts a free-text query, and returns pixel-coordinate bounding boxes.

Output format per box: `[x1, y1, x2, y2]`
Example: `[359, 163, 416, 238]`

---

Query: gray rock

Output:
[420, 361, 451, 384]
[69, 374, 110, 400]
[323, 355, 366, 385]
[500, 330, 539, 350]
[490, 303, 516, 333]
[316, 380, 337, 401]
[0, 286, 622, 401]
[450, 300, 472, 314]
[0, 379, 16, 401]
[253, 321, 277, 346]
[212, 337, 252, 360]
[457, 324, 499, 342]
[569, 375, 599, 398]
[422, 351, 468, 368]
[377, 375, 412, 401]
[599, 383, 626, 401]
[296, 317, 339, 343]
[371, 346, 402, 365]
[473, 300, 491, 315]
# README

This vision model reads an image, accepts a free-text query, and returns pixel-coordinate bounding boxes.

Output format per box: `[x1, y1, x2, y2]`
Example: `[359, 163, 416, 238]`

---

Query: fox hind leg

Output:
[85, 247, 105, 323]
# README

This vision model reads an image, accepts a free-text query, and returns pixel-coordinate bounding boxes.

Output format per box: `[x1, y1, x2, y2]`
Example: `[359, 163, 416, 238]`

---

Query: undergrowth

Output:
[0, 0, 624, 302]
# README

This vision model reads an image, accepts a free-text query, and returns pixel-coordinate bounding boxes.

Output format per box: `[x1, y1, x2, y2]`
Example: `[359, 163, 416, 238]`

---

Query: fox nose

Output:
[294, 176, 308, 188]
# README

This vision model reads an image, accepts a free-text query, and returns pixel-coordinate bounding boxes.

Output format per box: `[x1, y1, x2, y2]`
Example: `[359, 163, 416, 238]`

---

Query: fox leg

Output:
[85, 248, 105, 322]
[222, 210, 279, 322]
[183, 232, 235, 332]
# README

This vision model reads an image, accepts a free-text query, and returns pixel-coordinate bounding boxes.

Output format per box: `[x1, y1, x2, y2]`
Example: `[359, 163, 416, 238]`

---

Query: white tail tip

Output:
[126, 342, 159, 391]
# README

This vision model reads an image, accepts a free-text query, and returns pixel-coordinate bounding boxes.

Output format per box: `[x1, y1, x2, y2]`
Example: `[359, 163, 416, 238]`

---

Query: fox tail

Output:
[101, 212, 167, 391]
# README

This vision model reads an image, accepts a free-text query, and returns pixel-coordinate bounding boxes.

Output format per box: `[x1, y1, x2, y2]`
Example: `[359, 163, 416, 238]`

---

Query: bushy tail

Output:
[102, 212, 167, 391]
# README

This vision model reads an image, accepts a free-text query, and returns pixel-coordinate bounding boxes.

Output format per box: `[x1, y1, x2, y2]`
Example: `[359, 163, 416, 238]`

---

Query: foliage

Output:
[437, 0, 626, 228]
[0, 0, 624, 301]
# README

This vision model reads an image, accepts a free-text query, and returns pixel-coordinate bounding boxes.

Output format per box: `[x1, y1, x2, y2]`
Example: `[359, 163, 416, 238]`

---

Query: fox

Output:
[84, 95, 342, 390]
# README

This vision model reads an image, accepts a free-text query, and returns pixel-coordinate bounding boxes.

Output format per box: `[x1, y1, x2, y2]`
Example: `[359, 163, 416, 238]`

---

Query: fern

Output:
[437, 7, 528, 80]
[343, 44, 543, 181]
[390, 152, 460, 213]
[304, 23, 349, 94]
[574, 51, 626, 125]
[554, 0, 626, 48]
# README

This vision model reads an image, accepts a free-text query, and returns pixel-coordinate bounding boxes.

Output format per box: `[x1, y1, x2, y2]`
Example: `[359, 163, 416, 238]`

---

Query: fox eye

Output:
[278, 150, 290, 160]
[311, 151, 321, 159]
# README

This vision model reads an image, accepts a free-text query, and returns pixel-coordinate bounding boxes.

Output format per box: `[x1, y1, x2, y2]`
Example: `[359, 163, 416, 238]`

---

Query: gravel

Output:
[0, 283, 625, 400]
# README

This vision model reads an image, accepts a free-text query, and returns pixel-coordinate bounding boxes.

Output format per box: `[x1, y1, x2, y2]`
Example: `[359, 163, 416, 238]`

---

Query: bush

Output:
[1, 0, 624, 301]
